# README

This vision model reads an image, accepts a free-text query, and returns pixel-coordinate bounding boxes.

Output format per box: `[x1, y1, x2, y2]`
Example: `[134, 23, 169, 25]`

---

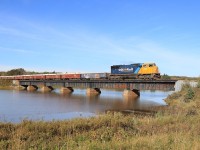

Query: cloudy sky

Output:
[0, 0, 199, 77]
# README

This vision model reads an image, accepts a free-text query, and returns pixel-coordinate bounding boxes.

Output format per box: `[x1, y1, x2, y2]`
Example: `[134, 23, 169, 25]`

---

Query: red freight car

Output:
[61, 74, 81, 80]
[33, 74, 46, 80]
[0, 76, 15, 80]
[45, 74, 61, 80]
[23, 75, 34, 80]
[14, 75, 24, 80]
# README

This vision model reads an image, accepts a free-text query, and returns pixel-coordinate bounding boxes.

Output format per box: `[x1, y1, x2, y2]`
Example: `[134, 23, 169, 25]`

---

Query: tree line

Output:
[0, 68, 56, 76]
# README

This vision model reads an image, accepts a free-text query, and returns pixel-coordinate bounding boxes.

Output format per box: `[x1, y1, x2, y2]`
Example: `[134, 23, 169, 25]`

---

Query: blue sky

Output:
[0, 0, 199, 77]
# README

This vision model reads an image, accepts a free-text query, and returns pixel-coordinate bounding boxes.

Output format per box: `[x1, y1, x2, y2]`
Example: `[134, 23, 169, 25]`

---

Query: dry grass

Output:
[1, 110, 200, 149]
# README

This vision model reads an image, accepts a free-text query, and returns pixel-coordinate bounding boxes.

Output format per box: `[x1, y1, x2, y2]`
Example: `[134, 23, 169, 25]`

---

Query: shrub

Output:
[197, 79, 200, 88]
[184, 86, 195, 103]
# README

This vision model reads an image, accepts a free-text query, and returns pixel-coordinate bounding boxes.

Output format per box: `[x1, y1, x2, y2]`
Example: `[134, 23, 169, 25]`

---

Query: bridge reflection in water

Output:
[49, 88, 169, 113]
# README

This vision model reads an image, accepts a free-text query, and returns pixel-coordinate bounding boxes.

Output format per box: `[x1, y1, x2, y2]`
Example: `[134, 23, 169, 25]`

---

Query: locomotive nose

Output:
[155, 66, 159, 73]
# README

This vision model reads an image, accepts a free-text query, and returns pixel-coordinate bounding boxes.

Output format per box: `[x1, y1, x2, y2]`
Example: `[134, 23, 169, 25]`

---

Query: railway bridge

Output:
[15, 79, 177, 98]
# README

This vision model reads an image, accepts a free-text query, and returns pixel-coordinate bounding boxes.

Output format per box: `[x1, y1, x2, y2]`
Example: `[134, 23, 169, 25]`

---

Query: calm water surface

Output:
[0, 89, 173, 123]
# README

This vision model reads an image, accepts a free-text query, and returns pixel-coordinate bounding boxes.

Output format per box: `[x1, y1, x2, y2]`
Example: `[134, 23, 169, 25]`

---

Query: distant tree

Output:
[27, 71, 37, 75]
[162, 74, 171, 80]
[0, 72, 6, 76]
[6, 68, 26, 76]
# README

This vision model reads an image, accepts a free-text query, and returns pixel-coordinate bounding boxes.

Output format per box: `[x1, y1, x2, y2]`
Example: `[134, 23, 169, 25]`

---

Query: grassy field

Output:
[0, 80, 200, 149]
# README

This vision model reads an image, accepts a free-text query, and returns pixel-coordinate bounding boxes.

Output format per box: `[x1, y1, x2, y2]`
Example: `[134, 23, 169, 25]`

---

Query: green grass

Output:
[1, 81, 200, 149]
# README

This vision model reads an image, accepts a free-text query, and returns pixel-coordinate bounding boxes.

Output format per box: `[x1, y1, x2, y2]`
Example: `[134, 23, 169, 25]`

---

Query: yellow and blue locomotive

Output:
[110, 63, 160, 80]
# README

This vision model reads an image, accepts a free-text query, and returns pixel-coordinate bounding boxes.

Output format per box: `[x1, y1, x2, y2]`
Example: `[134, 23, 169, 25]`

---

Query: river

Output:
[0, 89, 173, 123]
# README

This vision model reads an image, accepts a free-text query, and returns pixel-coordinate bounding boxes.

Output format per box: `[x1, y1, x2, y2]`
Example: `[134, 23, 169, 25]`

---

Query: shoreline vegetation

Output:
[0, 80, 200, 149]
[0, 79, 12, 90]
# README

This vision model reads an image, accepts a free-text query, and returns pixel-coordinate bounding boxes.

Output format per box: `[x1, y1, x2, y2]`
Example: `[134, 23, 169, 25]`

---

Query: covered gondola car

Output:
[110, 63, 160, 80]
[81, 73, 108, 79]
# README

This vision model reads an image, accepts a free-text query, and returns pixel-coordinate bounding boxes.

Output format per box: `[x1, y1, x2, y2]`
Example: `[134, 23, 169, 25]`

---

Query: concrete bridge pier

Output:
[15, 85, 27, 90]
[41, 86, 54, 92]
[60, 87, 74, 94]
[123, 89, 140, 98]
[86, 88, 101, 96]
[13, 80, 20, 86]
[27, 85, 38, 91]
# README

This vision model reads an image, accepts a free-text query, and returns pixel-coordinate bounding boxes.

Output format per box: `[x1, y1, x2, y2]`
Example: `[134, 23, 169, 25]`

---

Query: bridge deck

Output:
[19, 79, 177, 91]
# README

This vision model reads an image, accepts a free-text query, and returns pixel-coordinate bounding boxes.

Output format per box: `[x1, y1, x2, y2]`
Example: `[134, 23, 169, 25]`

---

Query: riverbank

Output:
[0, 82, 200, 149]
[0, 79, 13, 90]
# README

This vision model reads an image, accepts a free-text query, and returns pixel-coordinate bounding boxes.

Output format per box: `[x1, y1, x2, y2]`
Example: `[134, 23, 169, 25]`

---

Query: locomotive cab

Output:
[138, 63, 160, 79]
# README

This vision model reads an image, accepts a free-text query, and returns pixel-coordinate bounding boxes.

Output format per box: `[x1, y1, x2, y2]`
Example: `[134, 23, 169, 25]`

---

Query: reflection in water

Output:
[0, 89, 172, 123]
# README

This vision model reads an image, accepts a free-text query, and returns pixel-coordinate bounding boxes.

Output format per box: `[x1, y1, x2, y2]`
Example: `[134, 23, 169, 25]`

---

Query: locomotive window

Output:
[112, 66, 120, 69]
[149, 64, 153, 67]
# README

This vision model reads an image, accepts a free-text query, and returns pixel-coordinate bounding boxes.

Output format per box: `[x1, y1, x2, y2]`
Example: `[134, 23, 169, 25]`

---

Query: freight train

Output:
[0, 63, 160, 80]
